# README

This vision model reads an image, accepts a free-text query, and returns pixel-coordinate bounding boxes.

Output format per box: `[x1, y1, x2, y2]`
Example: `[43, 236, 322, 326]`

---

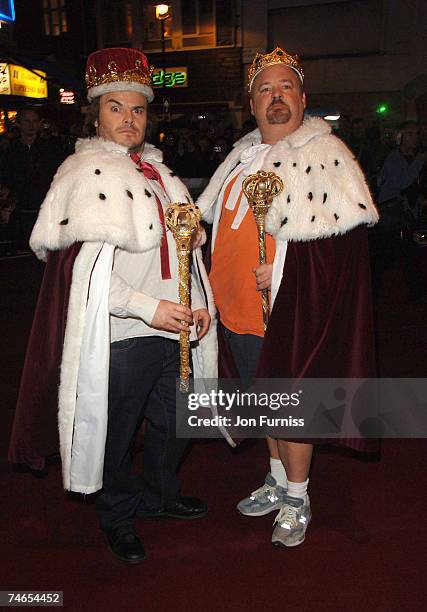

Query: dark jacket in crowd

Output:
[2, 136, 65, 211]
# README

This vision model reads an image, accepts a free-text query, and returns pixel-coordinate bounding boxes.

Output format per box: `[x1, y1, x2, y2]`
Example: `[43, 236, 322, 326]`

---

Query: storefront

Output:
[148, 47, 244, 127]
[0, 62, 48, 132]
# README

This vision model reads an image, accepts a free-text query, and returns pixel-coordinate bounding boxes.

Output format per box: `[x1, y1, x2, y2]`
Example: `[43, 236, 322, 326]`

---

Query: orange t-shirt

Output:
[209, 172, 275, 337]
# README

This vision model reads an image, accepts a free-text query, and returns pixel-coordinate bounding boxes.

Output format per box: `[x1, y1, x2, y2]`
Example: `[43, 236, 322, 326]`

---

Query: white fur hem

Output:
[87, 81, 154, 102]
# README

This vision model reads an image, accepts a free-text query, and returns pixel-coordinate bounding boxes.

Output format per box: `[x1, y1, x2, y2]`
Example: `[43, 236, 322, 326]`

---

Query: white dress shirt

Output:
[109, 171, 205, 343]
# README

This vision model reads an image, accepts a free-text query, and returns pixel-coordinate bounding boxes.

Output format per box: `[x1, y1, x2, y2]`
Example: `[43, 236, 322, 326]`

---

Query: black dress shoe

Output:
[106, 527, 146, 563]
[137, 496, 208, 520]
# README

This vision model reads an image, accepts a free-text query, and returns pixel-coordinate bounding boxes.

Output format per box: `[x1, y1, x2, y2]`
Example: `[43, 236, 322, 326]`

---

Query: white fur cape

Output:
[197, 117, 378, 241]
[30, 138, 224, 493]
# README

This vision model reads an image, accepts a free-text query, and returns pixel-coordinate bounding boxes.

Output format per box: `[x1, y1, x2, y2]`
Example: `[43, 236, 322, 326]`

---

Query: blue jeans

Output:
[223, 327, 263, 383]
[96, 336, 188, 531]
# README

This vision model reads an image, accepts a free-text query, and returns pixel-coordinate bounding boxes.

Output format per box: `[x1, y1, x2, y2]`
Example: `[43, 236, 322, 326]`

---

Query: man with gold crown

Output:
[8, 48, 218, 563]
[198, 47, 378, 547]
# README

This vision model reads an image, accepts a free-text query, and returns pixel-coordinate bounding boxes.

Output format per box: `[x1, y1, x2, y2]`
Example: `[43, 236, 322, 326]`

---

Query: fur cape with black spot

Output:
[9, 137, 226, 494]
[198, 118, 379, 452]
[198, 117, 378, 238]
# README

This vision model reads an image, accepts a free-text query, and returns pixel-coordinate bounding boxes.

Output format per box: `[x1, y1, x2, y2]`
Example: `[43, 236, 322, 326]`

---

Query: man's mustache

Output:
[267, 99, 289, 111]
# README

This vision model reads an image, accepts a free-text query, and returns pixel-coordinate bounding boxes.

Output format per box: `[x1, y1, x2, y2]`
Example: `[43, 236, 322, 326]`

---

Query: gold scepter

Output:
[242, 170, 284, 331]
[165, 202, 201, 393]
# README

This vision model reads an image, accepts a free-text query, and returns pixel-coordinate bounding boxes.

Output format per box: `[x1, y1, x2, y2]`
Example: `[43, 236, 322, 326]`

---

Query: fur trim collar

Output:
[74, 137, 128, 156]
[74, 137, 163, 162]
[264, 130, 378, 242]
[232, 128, 261, 149]
[198, 118, 332, 223]
[30, 138, 171, 260]
[198, 117, 378, 241]
[279, 116, 331, 148]
[231, 117, 331, 151]
[142, 142, 163, 163]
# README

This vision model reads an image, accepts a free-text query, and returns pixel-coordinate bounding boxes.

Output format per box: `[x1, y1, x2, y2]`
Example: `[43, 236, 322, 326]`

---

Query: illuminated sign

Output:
[10, 64, 48, 98]
[0, 0, 15, 21]
[152, 67, 188, 88]
[0, 63, 11, 94]
[59, 89, 75, 104]
[0, 64, 48, 98]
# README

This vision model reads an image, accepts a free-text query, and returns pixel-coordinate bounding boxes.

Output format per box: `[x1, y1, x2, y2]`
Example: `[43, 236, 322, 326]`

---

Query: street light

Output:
[155, 4, 170, 89]
[155, 4, 170, 20]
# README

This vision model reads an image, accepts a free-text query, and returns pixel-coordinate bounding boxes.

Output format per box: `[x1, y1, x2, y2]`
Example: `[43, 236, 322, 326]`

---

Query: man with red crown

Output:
[198, 47, 378, 548]
[9, 48, 219, 563]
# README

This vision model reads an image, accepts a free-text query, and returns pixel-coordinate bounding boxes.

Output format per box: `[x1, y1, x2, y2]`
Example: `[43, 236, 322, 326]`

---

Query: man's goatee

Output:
[267, 109, 291, 125]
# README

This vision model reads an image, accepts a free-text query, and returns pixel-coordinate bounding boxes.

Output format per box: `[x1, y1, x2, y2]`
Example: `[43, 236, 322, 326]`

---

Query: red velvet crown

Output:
[85, 48, 154, 102]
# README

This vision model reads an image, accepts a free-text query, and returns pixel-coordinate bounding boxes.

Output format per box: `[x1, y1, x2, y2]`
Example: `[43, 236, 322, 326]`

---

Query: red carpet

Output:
[1, 256, 426, 611]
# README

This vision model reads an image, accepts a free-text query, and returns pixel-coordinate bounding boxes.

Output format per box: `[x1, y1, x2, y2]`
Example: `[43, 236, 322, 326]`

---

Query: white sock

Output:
[287, 478, 309, 503]
[270, 458, 288, 488]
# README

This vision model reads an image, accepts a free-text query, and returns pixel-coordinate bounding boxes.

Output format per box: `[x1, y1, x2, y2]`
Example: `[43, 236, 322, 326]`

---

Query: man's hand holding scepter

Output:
[242, 170, 283, 331]
[165, 202, 202, 392]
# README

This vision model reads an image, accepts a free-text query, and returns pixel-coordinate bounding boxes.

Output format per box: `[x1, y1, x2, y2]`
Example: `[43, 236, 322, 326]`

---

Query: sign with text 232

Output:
[152, 67, 188, 88]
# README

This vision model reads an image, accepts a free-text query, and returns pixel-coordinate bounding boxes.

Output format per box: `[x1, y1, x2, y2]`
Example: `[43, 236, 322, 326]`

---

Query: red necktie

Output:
[130, 153, 171, 280]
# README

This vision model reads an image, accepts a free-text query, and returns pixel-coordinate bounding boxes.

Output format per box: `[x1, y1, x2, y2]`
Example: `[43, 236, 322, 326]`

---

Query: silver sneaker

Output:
[237, 473, 287, 517]
[271, 495, 311, 548]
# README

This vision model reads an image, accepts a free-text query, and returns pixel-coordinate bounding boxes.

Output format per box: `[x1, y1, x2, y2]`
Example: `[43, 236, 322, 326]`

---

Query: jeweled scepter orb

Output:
[165, 202, 201, 393]
[242, 170, 284, 331]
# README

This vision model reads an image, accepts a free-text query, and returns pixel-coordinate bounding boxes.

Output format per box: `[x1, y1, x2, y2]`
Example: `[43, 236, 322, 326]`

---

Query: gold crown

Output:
[85, 60, 154, 90]
[247, 47, 304, 92]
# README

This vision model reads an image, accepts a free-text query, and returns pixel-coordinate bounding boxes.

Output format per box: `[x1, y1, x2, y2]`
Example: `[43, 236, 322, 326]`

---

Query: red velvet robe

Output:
[257, 225, 378, 452]
[8, 244, 82, 469]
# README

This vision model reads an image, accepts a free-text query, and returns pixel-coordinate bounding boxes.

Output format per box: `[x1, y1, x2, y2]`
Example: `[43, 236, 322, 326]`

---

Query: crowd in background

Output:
[0, 105, 426, 300]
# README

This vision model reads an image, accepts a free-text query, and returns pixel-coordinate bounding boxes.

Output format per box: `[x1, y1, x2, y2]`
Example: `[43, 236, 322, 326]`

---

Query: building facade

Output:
[94, 0, 244, 126]
[94, 0, 427, 126]
[2, 1, 426, 128]
[243, 0, 427, 124]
